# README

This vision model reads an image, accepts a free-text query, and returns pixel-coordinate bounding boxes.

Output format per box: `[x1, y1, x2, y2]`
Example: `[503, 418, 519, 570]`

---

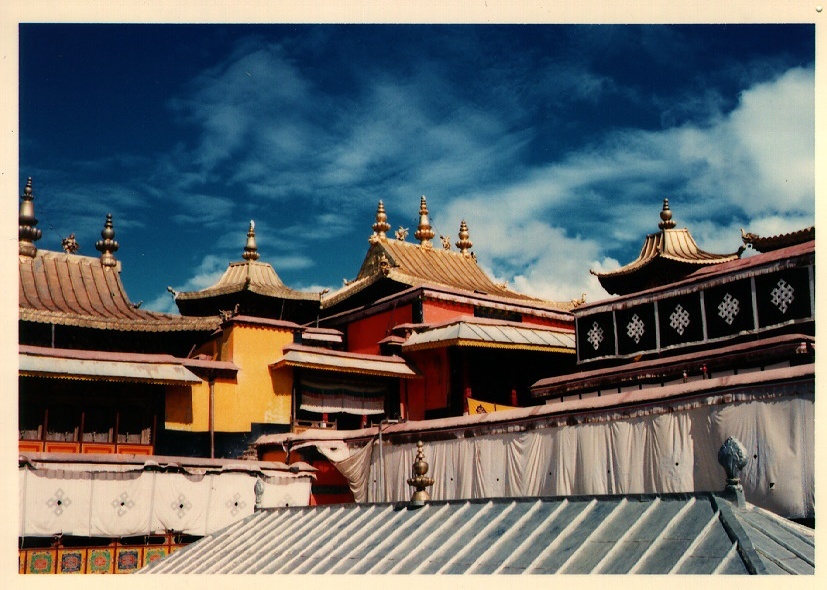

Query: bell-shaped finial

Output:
[19, 177, 42, 257]
[95, 213, 119, 267]
[455, 220, 473, 256]
[371, 200, 391, 242]
[242, 220, 260, 261]
[406, 440, 435, 507]
[658, 198, 676, 230]
[414, 195, 435, 248]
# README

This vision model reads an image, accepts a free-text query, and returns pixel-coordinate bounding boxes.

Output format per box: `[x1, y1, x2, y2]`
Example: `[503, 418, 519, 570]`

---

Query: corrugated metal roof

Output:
[141, 493, 814, 574]
[19, 250, 220, 332]
[271, 344, 418, 378]
[403, 317, 575, 353]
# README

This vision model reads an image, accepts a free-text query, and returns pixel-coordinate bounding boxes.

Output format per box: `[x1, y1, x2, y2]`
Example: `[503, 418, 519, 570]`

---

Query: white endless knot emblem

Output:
[46, 488, 71, 517]
[587, 321, 604, 350]
[669, 304, 690, 336]
[226, 492, 247, 516]
[172, 494, 192, 519]
[112, 492, 135, 517]
[770, 279, 795, 314]
[717, 293, 741, 325]
[626, 314, 645, 344]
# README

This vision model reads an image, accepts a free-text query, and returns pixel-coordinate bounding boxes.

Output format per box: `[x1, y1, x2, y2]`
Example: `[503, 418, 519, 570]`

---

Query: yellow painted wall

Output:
[164, 321, 295, 433]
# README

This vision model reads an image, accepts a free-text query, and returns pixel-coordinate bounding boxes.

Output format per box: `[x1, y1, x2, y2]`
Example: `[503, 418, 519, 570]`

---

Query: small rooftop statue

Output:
[62, 233, 80, 254]
[718, 436, 748, 508]
[395, 226, 408, 241]
[407, 440, 435, 507]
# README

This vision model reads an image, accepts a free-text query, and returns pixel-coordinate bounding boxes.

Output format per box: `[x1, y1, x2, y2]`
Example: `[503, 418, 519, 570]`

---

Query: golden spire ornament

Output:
[414, 195, 435, 248]
[242, 220, 260, 261]
[95, 213, 119, 268]
[455, 219, 473, 256]
[371, 200, 391, 243]
[18, 177, 42, 258]
[658, 198, 676, 230]
[407, 440, 434, 506]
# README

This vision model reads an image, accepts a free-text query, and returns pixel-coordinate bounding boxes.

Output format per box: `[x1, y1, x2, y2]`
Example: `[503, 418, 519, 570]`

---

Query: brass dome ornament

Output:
[455, 219, 473, 256]
[414, 195, 435, 248]
[371, 200, 391, 243]
[19, 177, 42, 258]
[718, 436, 748, 507]
[242, 220, 260, 261]
[407, 440, 435, 506]
[658, 198, 676, 230]
[95, 213, 119, 268]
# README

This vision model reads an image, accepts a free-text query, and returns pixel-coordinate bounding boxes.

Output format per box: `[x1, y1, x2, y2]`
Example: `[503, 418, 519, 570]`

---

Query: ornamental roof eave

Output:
[741, 226, 815, 253]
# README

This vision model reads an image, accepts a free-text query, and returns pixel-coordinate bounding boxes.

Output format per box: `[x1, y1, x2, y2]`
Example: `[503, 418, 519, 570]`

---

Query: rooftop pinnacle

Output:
[371, 200, 391, 242]
[658, 198, 676, 230]
[414, 195, 435, 248]
[19, 177, 42, 258]
[243, 220, 260, 261]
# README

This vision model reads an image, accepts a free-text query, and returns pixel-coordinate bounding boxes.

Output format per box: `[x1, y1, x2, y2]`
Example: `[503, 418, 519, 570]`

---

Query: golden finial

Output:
[371, 200, 391, 242]
[658, 198, 676, 230]
[414, 195, 435, 248]
[19, 177, 42, 258]
[242, 220, 260, 261]
[95, 213, 119, 267]
[62, 234, 79, 254]
[455, 219, 473, 256]
[407, 440, 435, 506]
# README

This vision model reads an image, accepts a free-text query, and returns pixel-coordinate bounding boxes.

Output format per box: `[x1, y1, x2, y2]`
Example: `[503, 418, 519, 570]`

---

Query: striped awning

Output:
[20, 353, 203, 385]
[403, 319, 575, 353]
[271, 345, 418, 378]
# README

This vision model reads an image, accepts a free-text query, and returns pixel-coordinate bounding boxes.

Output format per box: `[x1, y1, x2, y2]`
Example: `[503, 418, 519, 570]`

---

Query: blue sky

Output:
[18, 24, 815, 313]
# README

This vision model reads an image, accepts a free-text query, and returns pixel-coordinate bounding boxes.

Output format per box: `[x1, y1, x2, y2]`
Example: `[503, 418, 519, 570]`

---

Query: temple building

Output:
[252, 200, 814, 528]
[17, 178, 317, 574]
[313, 196, 578, 422]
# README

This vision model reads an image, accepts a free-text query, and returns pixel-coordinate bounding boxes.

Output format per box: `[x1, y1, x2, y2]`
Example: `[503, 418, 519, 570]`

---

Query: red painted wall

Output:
[521, 314, 574, 331]
[422, 298, 472, 323]
[404, 348, 449, 420]
[346, 304, 413, 354]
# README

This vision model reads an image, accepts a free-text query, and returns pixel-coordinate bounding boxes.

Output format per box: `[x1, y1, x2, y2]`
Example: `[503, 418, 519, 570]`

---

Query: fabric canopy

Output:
[325, 383, 814, 519]
[300, 379, 385, 416]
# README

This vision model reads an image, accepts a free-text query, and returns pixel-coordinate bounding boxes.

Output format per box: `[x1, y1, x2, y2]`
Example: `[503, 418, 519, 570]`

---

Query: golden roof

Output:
[593, 199, 741, 295]
[175, 221, 321, 304]
[19, 250, 219, 332]
[324, 199, 572, 310]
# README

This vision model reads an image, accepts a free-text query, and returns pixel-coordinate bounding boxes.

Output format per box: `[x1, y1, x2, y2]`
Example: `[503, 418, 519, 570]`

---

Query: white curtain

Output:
[331, 391, 814, 518]
[20, 466, 312, 538]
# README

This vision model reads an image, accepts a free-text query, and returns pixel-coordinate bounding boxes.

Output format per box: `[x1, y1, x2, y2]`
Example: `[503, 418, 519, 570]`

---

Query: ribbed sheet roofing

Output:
[323, 238, 571, 310]
[403, 317, 575, 353]
[141, 493, 814, 574]
[19, 250, 220, 332]
[175, 260, 321, 302]
[271, 344, 418, 378]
